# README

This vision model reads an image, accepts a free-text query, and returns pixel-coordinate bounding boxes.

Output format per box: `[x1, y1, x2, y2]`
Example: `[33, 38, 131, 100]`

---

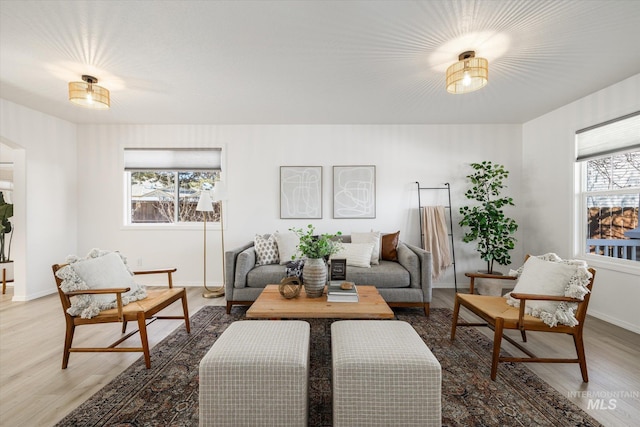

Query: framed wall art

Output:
[280, 166, 323, 219]
[333, 165, 376, 218]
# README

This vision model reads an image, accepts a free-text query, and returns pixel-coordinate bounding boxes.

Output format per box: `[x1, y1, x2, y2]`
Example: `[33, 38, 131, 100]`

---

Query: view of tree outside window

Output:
[584, 151, 640, 262]
[129, 171, 220, 223]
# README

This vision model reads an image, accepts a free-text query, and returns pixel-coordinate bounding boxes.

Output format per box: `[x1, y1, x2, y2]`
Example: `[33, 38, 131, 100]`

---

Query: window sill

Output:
[122, 223, 223, 231]
[577, 253, 640, 276]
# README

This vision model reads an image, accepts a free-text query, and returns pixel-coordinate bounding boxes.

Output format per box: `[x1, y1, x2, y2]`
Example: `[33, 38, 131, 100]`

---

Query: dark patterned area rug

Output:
[55, 306, 602, 427]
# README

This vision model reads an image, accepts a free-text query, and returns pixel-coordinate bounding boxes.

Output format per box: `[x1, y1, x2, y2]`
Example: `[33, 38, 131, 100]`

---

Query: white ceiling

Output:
[1, 0, 639, 125]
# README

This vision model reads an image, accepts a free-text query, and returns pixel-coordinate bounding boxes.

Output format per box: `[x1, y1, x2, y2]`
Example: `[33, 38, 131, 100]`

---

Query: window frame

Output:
[574, 114, 640, 273]
[122, 147, 224, 230]
[576, 164, 638, 273]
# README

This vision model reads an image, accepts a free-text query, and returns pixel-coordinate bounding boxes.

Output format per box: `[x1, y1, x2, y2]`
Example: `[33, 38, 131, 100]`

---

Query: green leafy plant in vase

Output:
[459, 161, 518, 275]
[290, 224, 342, 298]
[0, 192, 13, 263]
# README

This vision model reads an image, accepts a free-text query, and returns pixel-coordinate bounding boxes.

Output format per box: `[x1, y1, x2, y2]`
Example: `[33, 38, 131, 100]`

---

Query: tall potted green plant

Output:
[0, 192, 13, 264]
[459, 161, 518, 274]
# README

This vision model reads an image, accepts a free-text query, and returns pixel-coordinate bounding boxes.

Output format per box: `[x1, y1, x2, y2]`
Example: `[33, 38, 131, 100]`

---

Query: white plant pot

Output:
[476, 277, 505, 296]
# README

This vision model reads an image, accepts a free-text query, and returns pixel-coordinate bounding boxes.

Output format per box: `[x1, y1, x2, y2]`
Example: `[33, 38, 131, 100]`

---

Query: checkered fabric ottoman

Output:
[331, 320, 442, 427]
[199, 320, 310, 427]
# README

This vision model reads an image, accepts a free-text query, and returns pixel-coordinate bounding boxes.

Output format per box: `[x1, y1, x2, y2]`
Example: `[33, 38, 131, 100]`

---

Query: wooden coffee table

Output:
[246, 285, 395, 319]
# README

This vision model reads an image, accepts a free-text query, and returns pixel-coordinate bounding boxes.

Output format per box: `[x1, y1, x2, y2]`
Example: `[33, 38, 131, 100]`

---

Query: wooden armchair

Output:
[451, 259, 596, 382]
[52, 264, 190, 369]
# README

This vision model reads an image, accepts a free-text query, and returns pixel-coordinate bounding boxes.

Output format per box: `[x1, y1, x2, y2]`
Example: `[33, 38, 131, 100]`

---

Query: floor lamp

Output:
[196, 189, 225, 298]
[211, 181, 227, 298]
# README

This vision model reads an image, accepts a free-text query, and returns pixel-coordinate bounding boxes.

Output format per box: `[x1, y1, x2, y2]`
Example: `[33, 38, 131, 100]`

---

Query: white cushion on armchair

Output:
[505, 254, 591, 327]
[55, 249, 147, 319]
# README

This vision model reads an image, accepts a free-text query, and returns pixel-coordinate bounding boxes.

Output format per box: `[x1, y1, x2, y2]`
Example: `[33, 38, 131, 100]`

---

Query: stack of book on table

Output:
[327, 281, 358, 303]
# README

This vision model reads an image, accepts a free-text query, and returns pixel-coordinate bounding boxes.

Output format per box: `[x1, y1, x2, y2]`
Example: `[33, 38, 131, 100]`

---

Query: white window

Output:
[124, 148, 222, 225]
[576, 112, 640, 264]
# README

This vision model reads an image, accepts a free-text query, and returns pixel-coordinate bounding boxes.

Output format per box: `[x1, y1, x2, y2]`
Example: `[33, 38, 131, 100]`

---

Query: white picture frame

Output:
[280, 166, 323, 219]
[333, 165, 376, 218]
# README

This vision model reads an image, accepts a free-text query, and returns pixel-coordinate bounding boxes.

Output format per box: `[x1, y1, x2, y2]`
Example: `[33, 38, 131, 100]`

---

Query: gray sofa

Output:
[224, 235, 432, 316]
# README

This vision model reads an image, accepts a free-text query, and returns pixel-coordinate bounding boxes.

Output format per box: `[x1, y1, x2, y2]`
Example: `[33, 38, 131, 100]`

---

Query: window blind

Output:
[576, 111, 640, 161]
[124, 148, 222, 171]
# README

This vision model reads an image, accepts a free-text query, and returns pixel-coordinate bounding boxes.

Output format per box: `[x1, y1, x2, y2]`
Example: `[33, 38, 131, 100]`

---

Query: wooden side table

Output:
[2, 267, 13, 294]
[464, 272, 517, 294]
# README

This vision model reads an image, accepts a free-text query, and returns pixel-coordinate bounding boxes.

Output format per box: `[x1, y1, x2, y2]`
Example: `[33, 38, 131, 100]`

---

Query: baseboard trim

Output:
[588, 309, 640, 334]
[433, 283, 457, 289]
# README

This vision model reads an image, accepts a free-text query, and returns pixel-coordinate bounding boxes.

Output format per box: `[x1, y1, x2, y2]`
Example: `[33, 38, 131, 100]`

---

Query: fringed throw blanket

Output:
[421, 206, 452, 279]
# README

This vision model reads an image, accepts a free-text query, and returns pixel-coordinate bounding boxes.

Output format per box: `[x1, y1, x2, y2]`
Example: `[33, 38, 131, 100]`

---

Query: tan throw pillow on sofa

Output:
[381, 231, 400, 261]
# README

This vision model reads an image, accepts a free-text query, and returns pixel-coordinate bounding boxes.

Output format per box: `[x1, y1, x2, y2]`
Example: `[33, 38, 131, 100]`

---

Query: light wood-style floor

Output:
[1, 286, 639, 426]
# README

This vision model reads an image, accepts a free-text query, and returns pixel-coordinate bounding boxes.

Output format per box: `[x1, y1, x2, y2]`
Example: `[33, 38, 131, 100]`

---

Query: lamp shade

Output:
[196, 191, 214, 212]
[212, 181, 228, 202]
[68, 75, 110, 109]
[446, 51, 488, 94]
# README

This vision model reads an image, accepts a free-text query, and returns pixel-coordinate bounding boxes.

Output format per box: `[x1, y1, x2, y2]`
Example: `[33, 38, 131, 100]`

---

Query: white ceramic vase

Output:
[302, 258, 327, 298]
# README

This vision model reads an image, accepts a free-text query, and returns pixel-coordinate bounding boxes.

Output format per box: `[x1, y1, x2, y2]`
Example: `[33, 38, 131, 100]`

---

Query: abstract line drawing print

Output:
[333, 165, 376, 218]
[280, 166, 322, 219]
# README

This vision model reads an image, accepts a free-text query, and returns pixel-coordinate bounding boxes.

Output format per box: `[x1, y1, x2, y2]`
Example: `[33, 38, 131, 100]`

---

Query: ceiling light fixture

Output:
[446, 51, 488, 94]
[68, 75, 110, 109]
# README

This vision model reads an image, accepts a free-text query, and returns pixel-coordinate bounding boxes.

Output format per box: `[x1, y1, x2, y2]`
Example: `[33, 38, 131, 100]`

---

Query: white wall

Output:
[522, 73, 640, 333]
[0, 99, 77, 301]
[76, 124, 523, 288]
[5, 80, 638, 333]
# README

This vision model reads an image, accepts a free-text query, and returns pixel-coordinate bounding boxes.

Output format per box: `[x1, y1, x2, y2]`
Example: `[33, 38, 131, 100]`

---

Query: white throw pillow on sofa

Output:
[330, 243, 375, 268]
[505, 254, 591, 327]
[351, 231, 381, 265]
[274, 231, 301, 265]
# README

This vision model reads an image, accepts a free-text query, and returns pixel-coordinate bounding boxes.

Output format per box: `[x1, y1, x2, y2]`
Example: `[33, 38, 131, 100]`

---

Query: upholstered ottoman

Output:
[331, 320, 441, 427]
[199, 320, 310, 427]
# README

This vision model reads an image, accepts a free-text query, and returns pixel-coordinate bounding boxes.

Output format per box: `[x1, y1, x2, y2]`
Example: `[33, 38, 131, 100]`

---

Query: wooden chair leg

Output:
[520, 330, 527, 342]
[491, 317, 505, 380]
[137, 312, 151, 369]
[62, 321, 75, 369]
[451, 295, 460, 340]
[121, 320, 128, 334]
[181, 293, 191, 333]
[573, 332, 589, 382]
[423, 302, 430, 317]
[226, 301, 233, 314]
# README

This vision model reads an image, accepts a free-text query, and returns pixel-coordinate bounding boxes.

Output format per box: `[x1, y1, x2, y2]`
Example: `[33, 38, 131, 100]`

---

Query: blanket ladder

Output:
[415, 182, 458, 291]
